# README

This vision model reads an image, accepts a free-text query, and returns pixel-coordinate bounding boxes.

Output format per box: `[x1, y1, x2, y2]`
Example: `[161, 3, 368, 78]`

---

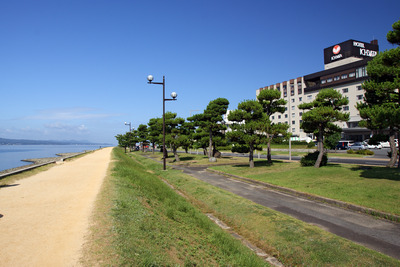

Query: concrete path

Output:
[173, 165, 400, 260]
[0, 147, 113, 267]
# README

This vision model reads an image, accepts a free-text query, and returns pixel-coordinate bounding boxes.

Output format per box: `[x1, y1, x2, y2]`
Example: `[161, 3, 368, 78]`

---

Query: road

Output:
[172, 164, 400, 260]
[217, 149, 392, 166]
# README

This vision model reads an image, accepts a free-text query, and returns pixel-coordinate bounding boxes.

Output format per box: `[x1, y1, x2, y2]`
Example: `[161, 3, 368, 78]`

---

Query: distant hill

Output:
[0, 138, 112, 146]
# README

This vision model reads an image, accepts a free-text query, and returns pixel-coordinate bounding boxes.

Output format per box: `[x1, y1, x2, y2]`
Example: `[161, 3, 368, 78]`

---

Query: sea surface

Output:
[0, 144, 109, 172]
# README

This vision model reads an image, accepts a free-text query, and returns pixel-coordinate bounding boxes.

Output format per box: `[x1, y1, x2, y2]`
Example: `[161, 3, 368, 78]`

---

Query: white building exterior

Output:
[256, 39, 379, 142]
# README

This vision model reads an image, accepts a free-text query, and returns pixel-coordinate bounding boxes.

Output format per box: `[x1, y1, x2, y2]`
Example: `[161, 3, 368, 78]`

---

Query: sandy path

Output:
[0, 147, 113, 267]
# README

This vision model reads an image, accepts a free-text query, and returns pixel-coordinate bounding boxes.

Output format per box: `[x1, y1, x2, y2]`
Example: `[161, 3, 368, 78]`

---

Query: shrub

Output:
[300, 151, 328, 167]
[347, 149, 374, 155]
[307, 142, 316, 148]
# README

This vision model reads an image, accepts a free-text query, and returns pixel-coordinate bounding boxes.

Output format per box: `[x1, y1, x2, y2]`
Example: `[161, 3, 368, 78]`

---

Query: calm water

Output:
[0, 145, 108, 172]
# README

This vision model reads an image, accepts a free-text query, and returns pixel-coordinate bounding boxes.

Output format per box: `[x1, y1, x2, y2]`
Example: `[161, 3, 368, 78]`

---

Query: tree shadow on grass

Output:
[232, 160, 283, 168]
[178, 156, 196, 161]
[350, 166, 400, 181]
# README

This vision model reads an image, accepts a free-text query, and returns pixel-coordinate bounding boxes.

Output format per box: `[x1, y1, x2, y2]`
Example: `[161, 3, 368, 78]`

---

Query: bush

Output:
[347, 149, 374, 155]
[300, 151, 328, 167]
[307, 142, 316, 148]
[231, 144, 249, 153]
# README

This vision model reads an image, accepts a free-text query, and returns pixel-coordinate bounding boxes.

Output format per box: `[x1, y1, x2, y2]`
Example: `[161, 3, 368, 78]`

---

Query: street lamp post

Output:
[124, 122, 131, 132]
[147, 75, 177, 170]
[124, 122, 132, 151]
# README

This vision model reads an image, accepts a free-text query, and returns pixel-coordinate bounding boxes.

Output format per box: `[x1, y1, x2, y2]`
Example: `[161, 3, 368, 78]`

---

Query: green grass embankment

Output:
[210, 161, 400, 216]
[108, 148, 268, 266]
[123, 150, 399, 266]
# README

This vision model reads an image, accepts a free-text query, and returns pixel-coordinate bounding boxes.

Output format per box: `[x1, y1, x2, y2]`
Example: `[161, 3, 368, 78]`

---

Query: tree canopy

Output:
[227, 100, 265, 168]
[257, 88, 288, 163]
[299, 88, 349, 168]
[188, 98, 229, 159]
[357, 19, 400, 167]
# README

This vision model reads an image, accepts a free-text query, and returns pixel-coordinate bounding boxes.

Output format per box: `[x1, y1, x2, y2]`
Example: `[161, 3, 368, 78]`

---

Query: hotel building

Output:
[256, 39, 379, 142]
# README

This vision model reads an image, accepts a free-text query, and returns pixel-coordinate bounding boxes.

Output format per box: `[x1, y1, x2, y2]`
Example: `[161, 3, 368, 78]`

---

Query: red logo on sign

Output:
[333, 45, 341, 54]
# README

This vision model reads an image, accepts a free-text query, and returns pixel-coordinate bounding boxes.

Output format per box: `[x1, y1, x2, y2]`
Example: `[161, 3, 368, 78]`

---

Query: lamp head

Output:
[147, 75, 154, 82]
[171, 92, 177, 99]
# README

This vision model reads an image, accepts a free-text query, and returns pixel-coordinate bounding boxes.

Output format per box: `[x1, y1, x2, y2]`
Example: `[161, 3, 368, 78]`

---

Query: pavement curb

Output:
[207, 168, 400, 223]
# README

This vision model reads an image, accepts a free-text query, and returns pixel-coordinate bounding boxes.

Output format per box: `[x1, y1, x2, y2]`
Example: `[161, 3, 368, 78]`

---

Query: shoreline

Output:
[0, 151, 94, 178]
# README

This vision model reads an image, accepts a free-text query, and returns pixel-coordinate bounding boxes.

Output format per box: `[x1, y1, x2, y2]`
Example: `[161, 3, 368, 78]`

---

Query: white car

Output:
[349, 142, 366, 150]
[379, 141, 390, 148]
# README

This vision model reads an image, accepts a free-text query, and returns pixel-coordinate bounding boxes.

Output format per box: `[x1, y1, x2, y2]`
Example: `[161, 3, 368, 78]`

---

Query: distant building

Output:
[256, 39, 379, 142]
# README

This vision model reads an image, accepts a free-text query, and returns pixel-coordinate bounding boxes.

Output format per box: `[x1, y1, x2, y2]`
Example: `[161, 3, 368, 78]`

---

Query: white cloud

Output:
[22, 107, 122, 121]
[44, 122, 89, 133]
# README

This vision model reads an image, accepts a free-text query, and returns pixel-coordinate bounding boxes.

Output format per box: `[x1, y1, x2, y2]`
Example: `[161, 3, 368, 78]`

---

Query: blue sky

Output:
[1, 0, 399, 145]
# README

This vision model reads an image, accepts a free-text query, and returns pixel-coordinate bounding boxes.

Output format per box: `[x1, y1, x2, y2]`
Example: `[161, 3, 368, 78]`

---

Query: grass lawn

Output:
[131, 150, 399, 266]
[210, 160, 400, 216]
[91, 148, 268, 266]
[145, 151, 399, 216]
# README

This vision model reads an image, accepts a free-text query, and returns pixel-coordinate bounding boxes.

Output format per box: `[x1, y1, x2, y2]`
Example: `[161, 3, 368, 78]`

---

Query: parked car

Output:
[348, 142, 366, 150]
[379, 141, 390, 148]
[362, 141, 377, 149]
[336, 140, 353, 150]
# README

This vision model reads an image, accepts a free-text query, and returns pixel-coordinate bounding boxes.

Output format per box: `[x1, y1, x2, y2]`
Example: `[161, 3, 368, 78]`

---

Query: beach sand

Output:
[0, 147, 113, 266]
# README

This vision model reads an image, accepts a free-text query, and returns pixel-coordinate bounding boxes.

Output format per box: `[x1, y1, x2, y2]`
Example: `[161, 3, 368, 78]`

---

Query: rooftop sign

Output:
[323, 40, 379, 64]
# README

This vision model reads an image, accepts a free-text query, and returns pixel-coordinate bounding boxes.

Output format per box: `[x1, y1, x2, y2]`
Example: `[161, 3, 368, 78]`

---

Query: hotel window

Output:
[292, 113, 295, 118]
[357, 85, 362, 91]
[357, 94, 363, 100]
[307, 95, 312, 100]
[321, 79, 327, 84]
[343, 106, 349, 111]
[341, 74, 348, 79]
[299, 97, 302, 101]
[291, 98, 295, 103]
[297, 82, 302, 94]
[334, 76, 340, 81]
[356, 66, 367, 78]
[277, 86, 280, 91]
[342, 88, 348, 93]
[285, 114, 288, 118]
[272, 116, 275, 120]
[292, 121, 295, 125]
[327, 78, 333, 82]
[292, 128, 296, 132]
[349, 72, 355, 77]
[278, 115, 281, 119]
[299, 112, 303, 116]
[292, 106, 295, 110]
[290, 85, 295, 96]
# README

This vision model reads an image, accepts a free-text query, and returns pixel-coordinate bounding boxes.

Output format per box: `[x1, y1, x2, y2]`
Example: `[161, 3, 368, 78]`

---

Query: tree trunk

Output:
[387, 131, 397, 168]
[208, 129, 213, 158]
[267, 135, 272, 164]
[152, 143, 155, 154]
[124, 146, 127, 153]
[314, 131, 324, 168]
[397, 131, 400, 169]
[249, 144, 254, 168]
[173, 146, 180, 162]
[203, 148, 207, 156]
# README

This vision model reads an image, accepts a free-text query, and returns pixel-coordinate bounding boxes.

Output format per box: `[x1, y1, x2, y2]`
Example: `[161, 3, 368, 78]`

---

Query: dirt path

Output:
[0, 147, 113, 267]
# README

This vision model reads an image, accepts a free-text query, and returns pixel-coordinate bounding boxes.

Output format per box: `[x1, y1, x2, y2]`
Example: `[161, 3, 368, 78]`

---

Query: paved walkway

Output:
[0, 147, 113, 267]
[172, 165, 400, 260]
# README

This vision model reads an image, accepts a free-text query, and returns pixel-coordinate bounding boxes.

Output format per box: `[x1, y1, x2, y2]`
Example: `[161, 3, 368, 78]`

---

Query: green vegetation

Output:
[130, 150, 399, 266]
[211, 161, 400, 216]
[357, 19, 400, 167]
[347, 149, 374, 155]
[107, 148, 267, 266]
